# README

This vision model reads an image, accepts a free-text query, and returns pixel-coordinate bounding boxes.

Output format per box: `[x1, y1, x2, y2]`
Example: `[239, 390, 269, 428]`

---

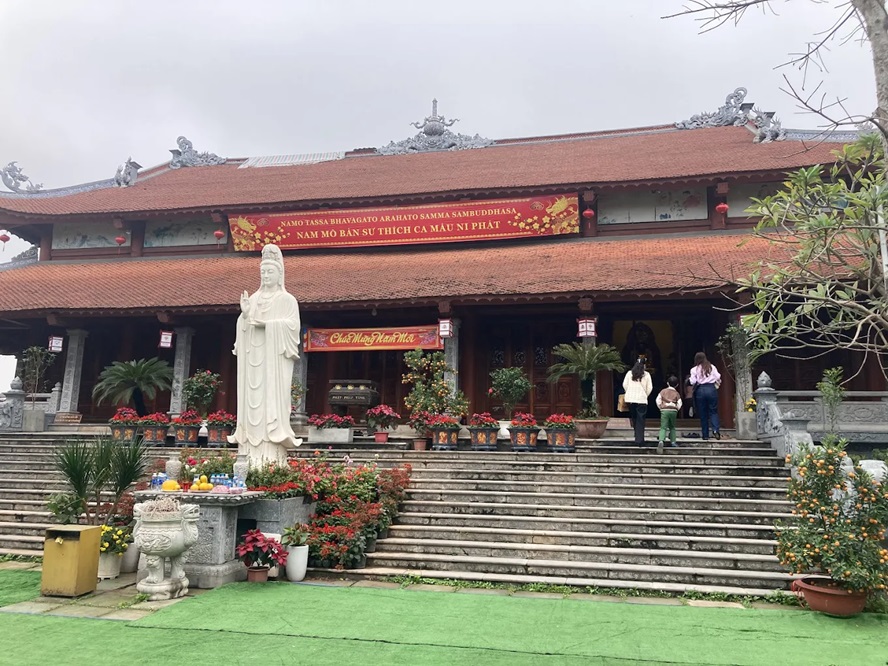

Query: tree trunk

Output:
[853, 0, 888, 152]
[132, 388, 148, 416]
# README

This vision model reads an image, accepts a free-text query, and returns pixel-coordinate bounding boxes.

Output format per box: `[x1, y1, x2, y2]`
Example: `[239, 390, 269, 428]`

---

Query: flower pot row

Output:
[409, 426, 578, 452]
[109, 423, 233, 446]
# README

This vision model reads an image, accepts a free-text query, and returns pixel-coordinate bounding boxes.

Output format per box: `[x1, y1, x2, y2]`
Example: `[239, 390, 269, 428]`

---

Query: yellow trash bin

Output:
[41, 525, 101, 597]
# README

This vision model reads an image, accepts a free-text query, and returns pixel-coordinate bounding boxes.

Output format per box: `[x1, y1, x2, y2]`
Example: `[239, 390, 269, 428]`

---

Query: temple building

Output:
[0, 91, 875, 428]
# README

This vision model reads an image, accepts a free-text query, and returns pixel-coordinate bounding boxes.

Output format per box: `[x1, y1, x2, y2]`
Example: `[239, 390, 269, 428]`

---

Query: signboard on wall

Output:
[228, 194, 579, 251]
[304, 326, 443, 352]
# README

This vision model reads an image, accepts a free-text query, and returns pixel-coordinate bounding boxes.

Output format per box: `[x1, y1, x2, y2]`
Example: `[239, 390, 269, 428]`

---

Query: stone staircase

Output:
[298, 438, 795, 596]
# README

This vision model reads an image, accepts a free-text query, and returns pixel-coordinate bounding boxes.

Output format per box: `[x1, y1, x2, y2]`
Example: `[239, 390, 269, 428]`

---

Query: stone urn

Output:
[134, 498, 200, 601]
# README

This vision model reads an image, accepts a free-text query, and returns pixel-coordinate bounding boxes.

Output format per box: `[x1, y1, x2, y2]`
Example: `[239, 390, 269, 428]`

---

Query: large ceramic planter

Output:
[110, 424, 140, 441]
[509, 427, 540, 452]
[174, 425, 200, 446]
[141, 426, 169, 445]
[469, 427, 498, 451]
[134, 501, 200, 600]
[207, 425, 232, 447]
[792, 576, 868, 617]
[120, 543, 140, 573]
[97, 552, 122, 580]
[239, 497, 317, 535]
[307, 426, 354, 444]
[286, 545, 309, 582]
[547, 428, 577, 453]
[575, 419, 608, 440]
[430, 427, 459, 451]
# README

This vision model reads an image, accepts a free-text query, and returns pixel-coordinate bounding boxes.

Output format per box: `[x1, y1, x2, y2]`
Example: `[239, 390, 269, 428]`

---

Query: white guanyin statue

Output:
[228, 244, 301, 465]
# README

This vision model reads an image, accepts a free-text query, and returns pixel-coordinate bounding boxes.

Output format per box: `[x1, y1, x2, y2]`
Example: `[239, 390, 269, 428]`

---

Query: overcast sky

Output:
[0, 0, 878, 390]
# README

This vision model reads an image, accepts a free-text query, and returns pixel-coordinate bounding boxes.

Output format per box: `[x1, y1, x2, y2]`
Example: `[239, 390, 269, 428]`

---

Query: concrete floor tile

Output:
[455, 588, 511, 596]
[0, 601, 61, 614]
[686, 600, 745, 609]
[352, 580, 402, 590]
[748, 602, 803, 611]
[298, 578, 355, 587]
[101, 608, 153, 621]
[44, 604, 113, 618]
[405, 584, 456, 593]
[96, 574, 137, 591]
[626, 597, 684, 606]
[569, 594, 624, 603]
[0, 561, 39, 571]
[511, 591, 567, 599]
[130, 597, 187, 610]
[76, 592, 140, 608]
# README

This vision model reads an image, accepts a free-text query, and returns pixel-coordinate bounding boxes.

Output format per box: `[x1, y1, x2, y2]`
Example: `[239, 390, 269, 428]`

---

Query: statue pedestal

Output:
[135, 490, 264, 589]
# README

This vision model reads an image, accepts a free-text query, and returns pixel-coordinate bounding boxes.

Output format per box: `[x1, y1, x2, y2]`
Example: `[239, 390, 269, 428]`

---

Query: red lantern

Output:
[582, 208, 595, 219]
[0, 231, 9, 251]
[114, 235, 126, 246]
[715, 202, 729, 215]
[213, 229, 225, 241]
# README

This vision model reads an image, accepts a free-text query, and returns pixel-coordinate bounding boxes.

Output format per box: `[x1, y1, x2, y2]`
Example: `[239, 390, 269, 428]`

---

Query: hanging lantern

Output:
[114, 235, 126, 246]
[577, 316, 598, 338]
[213, 229, 225, 241]
[582, 208, 595, 220]
[715, 202, 729, 215]
[0, 231, 9, 251]
[438, 318, 453, 339]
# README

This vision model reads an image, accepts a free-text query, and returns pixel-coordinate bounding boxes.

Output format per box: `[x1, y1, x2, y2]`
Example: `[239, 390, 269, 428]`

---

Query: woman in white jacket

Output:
[622, 358, 653, 446]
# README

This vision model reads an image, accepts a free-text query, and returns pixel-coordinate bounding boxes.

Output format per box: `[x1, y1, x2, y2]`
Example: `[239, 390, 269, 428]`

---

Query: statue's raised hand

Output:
[240, 290, 251, 315]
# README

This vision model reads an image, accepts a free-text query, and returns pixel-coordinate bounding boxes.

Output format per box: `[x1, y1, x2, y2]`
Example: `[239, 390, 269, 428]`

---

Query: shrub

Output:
[510, 412, 538, 427]
[308, 414, 355, 429]
[489, 367, 532, 419]
[469, 412, 499, 427]
[366, 404, 400, 431]
[543, 413, 576, 430]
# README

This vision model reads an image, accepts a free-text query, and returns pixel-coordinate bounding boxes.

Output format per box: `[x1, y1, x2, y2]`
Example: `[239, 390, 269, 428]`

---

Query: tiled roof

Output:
[0, 233, 773, 315]
[0, 126, 840, 218]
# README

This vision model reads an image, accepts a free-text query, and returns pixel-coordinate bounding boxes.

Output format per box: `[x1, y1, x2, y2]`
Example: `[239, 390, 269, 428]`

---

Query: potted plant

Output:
[98, 524, 131, 580]
[236, 529, 288, 582]
[366, 404, 400, 443]
[307, 413, 355, 444]
[407, 410, 432, 451]
[508, 412, 540, 452]
[401, 348, 468, 447]
[489, 367, 532, 436]
[18, 346, 55, 432]
[543, 413, 578, 452]
[243, 459, 319, 534]
[109, 407, 141, 441]
[778, 436, 888, 616]
[467, 412, 499, 451]
[427, 413, 461, 451]
[281, 523, 311, 582]
[182, 369, 223, 416]
[139, 412, 170, 444]
[548, 342, 627, 439]
[206, 410, 236, 447]
[172, 409, 202, 445]
[92, 357, 173, 416]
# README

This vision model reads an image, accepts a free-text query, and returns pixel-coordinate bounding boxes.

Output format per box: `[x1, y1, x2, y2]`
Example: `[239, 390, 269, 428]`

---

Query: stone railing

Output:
[0, 379, 61, 431]
[752, 372, 814, 458]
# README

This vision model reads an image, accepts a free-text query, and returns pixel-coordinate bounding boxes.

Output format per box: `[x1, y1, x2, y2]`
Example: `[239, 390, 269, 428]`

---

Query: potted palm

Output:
[548, 342, 627, 439]
[92, 357, 173, 416]
[543, 413, 578, 452]
[365, 404, 400, 443]
[427, 414, 461, 451]
[236, 529, 288, 582]
[489, 367, 532, 439]
[778, 436, 888, 616]
[281, 524, 311, 582]
[467, 412, 499, 451]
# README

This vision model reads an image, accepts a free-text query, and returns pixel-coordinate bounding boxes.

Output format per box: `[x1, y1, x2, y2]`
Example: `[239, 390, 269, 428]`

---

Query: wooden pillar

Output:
[462, 313, 477, 413]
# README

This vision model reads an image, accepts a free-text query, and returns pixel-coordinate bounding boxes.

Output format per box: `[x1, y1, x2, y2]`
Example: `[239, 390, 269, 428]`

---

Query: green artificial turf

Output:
[0, 571, 41, 607]
[1, 580, 887, 665]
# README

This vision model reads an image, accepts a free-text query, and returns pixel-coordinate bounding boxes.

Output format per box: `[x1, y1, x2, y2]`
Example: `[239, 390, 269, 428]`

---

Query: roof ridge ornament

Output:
[749, 108, 787, 143]
[377, 99, 494, 155]
[0, 162, 43, 193]
[114, 157, 142, 187]
[675, 87, 750, 130]
[169, 136, 226, 169]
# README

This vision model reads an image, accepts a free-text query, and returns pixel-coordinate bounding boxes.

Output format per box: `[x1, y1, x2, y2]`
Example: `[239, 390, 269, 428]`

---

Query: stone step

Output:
[364, 552, 793, 589]
[408, 468, 788, 488]
[0, 488, 114, 502]
[0, 499, 55, 513]
[394, 512, 776, 538]
[386, 525, 778, 555]
[374, 538, 783, 572]
[0, 547, 42, 557]
[320, 452, 785, 466]
[405, 488, 791, 512]
[0, 522, 53, 538]
[401, 500, 790, 524]
[0, 478, 70, 491]
[0, 533, 45, 551]
[324, 566, 783, 597]
[408, 479, 787, 500]
[0, 509, 53, 522]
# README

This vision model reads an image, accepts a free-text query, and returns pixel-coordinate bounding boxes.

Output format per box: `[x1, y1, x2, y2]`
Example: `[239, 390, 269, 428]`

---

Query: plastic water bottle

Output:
[223, 474, 231, 487]
[150, 473, 158, 489]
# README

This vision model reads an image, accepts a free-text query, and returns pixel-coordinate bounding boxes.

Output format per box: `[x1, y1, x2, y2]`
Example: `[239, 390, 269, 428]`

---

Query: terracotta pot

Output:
[374, 431, 390, 443]
[575, 419, 608, 439]
[792, 576, 868, 617]
[413, 438, 428, 451]
[247, 566, 270, 583]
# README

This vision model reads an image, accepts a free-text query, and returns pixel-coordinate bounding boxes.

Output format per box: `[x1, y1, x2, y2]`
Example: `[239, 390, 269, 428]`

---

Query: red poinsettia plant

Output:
[308, 413, 356, 429]
[235, 529, 288, 569]
[510, 412, 538, 427]
[365, 404, 400, 431]
[543, 413, 576, 430]
[427, 414, 461, 430]
[109, 407, 140, 424]
[469, 412, 499, 427]
[171, 409, 202, 426]
[207, 410, 236, 427]
[139, 412, 170, 426]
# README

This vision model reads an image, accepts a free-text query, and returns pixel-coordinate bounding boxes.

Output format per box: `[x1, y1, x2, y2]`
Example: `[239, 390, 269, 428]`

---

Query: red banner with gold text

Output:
[229, 194, 579, 251]
[304, 326, 443, 352]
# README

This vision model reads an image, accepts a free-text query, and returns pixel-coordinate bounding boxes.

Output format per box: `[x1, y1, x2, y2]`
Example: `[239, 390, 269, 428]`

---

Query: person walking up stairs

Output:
[656, 375, 682, 455]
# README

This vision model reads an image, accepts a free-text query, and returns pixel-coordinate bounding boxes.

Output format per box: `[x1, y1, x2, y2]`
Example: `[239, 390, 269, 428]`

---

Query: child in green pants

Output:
[656, 376, 682, 455]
